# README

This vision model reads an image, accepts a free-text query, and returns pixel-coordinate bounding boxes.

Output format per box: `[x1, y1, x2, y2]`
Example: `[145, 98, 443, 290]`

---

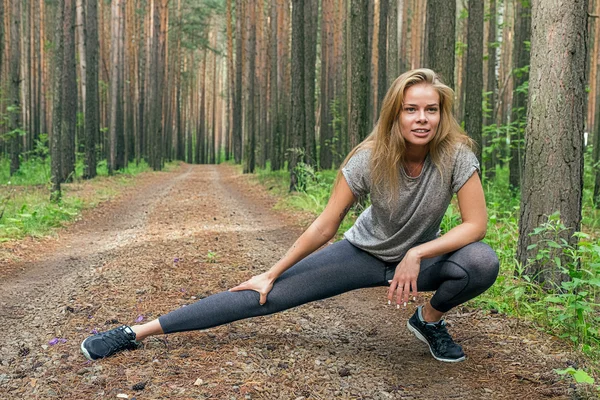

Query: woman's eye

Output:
[405, 107, 415, 113]
[428, 108, 439, 113]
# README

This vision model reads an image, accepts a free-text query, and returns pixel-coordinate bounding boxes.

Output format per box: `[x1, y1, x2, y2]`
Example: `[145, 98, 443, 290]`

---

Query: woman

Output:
[81, 68, 499, 363]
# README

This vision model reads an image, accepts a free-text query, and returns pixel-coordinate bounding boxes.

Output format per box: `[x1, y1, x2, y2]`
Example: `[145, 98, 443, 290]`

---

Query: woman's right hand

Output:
[228, 272, 275, 305]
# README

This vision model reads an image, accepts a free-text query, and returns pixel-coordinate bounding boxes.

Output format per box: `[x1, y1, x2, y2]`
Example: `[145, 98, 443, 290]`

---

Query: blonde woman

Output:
[81, 68, 498, 363]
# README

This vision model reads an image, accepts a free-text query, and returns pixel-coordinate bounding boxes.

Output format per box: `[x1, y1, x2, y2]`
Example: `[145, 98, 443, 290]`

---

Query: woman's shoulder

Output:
[448, 140, 476, 163]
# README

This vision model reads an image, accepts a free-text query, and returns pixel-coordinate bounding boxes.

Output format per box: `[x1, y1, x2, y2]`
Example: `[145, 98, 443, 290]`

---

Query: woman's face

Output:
[399, 83, 440, 150]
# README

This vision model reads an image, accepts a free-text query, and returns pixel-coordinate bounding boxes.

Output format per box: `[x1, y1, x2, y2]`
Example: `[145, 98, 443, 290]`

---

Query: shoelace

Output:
[427, 321, 456, 352]
[102, 328, 136, 352]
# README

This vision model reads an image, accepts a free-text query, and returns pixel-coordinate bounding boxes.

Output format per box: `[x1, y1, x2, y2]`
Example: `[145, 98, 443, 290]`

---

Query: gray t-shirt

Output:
[342, 144, 479, 262]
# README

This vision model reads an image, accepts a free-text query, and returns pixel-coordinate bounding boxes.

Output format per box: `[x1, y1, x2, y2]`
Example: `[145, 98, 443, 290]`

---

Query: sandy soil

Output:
[0, 164, 593, 399]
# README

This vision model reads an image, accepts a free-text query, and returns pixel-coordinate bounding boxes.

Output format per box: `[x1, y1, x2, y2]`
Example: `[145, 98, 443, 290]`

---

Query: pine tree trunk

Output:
[84, 0, 99, 178]
[484, 0, 497, 179]
[197, 50, 207, 164]
[269, 0, 279, 170]
[9, 0, 22, 176]
[464, 0, 483, 163]
[319, 0, 333, 169]
[425, 0, 455, 88]
[509, 0, 531, 190]
[387, 0, 399, 87]
[289, 0, 305, 190]
[377, 0, 388, 115]
[244, 2, 256, 173]
[303, 0, 318, 166]
[518, 0, 586, 285]
[51, 0, 65, 202]
[108, 0, 120, 174]
[61, 0, 77, 182]
[226, 0, 234, 161]
[349, 0, 369, 148]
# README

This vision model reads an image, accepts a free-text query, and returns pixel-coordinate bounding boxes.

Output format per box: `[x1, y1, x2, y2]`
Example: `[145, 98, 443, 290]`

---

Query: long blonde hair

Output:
[338, 68, 473, 203]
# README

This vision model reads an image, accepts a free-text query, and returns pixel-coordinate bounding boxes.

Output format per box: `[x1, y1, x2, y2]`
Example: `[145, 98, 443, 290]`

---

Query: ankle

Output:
[421, 304, 444, 323]
[131, 319, 164, 341]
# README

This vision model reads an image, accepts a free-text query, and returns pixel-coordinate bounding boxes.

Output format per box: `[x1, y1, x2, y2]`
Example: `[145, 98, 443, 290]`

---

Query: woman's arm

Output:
[229, 176, 357, 304]
[388, 172, 487, 306]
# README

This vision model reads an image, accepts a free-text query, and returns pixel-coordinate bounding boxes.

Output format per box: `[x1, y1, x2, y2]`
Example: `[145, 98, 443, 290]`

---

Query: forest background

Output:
[0, 0, 599, 385]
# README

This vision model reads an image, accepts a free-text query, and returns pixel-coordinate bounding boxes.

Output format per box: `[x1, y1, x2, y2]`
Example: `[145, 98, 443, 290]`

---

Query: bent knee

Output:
[459, 242, 500, 287]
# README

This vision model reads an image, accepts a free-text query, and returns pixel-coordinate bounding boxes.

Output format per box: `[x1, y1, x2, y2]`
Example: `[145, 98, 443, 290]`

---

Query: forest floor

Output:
[0, 163, 594, 399]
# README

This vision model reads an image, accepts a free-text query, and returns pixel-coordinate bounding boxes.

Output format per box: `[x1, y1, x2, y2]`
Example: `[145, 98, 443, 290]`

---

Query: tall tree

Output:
[464, 0, 484, 163]
[0, 0, 4, 82]
[425, 0, 456, 88]
[319, 0, 334, 169]
[387, 0, 399, 86]
[269, 0, 280, 169]
[226, 0, 234, 161]
[108, 0, 121, 174]
[289, 0, 305, 190]
[51, 0, 66, 202]
[377, 0, 388, 115]
[349, 0, 369, 148]
[483, 0, 498, 179]
[518, 0, 587, 284]
[84, 0, 99, 179]
[509, 0, 531, 190]
[61, 0, 77, 182]
[233, 0, 244, 164]
[9, 0, 22, 176]
[304, 0, 318, 165]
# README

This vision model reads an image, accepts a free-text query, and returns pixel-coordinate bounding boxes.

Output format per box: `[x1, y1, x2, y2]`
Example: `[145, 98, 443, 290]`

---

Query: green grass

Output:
[254, 162, 600, 371]
[0, 156, 173, 242]
[0, 189, 84, 241]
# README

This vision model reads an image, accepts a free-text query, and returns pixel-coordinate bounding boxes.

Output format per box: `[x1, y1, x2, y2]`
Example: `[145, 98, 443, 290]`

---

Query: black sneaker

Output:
[80, 325, 140, 360]
[407, 306, 465, 362]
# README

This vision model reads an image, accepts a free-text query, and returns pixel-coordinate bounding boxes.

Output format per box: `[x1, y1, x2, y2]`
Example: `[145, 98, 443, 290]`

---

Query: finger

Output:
[387, 281, 396, 303]
[229, 282, 247, 292]
[259, 292, 267, 305]
[411, 280, 418, 300]
[403, 282, 411, 305]
[396, 284, 403, 307]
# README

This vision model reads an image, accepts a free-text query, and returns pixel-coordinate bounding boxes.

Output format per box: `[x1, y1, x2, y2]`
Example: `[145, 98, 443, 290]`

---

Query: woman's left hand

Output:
[388, 249, 421, 307]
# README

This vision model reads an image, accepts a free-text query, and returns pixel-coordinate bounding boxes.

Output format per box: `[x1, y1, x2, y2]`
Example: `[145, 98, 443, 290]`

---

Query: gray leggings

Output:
[158, 240, 499, 334]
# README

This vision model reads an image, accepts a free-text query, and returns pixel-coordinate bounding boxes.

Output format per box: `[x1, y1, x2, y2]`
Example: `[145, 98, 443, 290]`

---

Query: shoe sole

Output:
[80, 337, 95, 361]
[407, 320, 466, 363]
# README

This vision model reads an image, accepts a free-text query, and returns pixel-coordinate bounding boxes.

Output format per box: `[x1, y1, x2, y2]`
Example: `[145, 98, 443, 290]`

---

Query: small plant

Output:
[555, 367, 595, 385]
[206, 250, 217, 263]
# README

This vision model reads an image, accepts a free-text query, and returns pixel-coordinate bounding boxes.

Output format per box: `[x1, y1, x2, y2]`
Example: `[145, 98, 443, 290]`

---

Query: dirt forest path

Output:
[0, 164, 584, 399]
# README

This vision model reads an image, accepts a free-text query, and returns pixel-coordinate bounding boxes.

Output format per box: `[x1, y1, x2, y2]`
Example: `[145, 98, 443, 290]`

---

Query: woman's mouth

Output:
[411, 129, 430, 137]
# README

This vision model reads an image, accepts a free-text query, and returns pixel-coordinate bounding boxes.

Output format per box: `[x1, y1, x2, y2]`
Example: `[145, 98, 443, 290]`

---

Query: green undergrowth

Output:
[0, 157, 175, 241]
[254, 163, 600, 380]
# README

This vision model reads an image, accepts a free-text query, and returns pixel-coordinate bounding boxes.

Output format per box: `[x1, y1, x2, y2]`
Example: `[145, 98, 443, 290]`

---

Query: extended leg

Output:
[157, 239, 389, 334]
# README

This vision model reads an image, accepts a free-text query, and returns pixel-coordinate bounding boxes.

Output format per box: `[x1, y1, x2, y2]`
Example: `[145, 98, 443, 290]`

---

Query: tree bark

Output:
[464, 0, 484, 163]
[387, 0, 399, 87]
[484, 0, 497, 179]
[270, 0, 280, 170]
[303, 0, 318, 166]
[518, 0, 587, 285]
[233, 0, 244, 164]
[425, 0, 456, 88]
[108, 0, 120, 174]
[244, 2, 257, 173]
[9, 0, 22, 176]
[349, 0, 369, 148]
[61, 0, 77, 182]
[289, 0, 305, 190]
[377, 0, 388, 115]
[509, 0, 531, 190]
[84, 0, 99, 179]
[51, 0, 65, 202]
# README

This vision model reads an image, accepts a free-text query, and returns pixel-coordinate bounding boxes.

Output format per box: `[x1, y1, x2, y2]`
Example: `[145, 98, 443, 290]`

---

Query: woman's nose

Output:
[417, 110, 428, 122]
